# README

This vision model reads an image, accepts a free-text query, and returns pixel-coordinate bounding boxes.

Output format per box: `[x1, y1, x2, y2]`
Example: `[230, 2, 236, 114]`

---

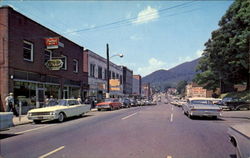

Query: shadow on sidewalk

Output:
[0, 133, 20, 140]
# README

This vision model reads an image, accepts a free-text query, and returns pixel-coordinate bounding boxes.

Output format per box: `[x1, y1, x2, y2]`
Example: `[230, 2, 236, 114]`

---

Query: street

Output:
[1, 100, 249, 158]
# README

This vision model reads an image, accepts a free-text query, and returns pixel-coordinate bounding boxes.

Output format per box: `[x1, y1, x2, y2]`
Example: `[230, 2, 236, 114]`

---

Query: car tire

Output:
[188, 113, 193, 119]
[58, 112, 65, 122]
[212, 116, 217, 120]
[33, 120, 41, 124]
[98, 109, 101, 111]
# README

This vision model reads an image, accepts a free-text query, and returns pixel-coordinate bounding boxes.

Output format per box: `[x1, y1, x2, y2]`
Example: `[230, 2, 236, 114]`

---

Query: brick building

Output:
[0, 6, 88, 112]
[132, 75, 141, 97]
[186, 82, 214, 98]
[122, 66, 133, 96]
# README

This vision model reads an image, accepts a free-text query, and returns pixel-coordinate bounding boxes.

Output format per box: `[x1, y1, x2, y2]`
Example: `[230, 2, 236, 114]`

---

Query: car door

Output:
[67, 100, 78, 117]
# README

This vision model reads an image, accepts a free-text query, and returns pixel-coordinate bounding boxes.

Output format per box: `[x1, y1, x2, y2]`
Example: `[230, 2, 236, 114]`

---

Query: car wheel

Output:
[110, 106, 113, 111]
[188, 112, 193, 119]
[58, 112, 65, 122]
[98, 109, 101, 111]
[33, 120, 41, 124]
[212, 116, 217, 120]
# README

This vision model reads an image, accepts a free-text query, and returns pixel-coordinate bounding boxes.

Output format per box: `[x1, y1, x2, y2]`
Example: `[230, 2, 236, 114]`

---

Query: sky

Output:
[1, 0, 233, 77]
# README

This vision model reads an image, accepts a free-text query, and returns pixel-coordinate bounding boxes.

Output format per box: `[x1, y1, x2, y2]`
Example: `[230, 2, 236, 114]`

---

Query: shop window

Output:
[98, 66, 102, 79]
[73, 59, 78, 73]
[44, 49, 52, 63]
[61, 55, 67, 70]
[23, 40, 33, 62]
[104, 69, 107, 80]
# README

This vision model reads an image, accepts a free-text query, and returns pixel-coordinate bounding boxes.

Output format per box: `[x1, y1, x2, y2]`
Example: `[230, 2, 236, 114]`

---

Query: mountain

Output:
[142, 58, 200, 89]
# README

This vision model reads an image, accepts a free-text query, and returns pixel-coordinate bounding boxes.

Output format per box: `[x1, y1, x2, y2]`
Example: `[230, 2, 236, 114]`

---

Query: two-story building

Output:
[85, 49, 123, 101]
[0, 6, 88, 112]
[132, 75, 141, 97]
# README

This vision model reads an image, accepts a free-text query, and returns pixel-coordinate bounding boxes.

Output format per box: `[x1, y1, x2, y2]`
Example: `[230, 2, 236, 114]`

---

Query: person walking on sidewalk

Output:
[5, 93, 19, 116]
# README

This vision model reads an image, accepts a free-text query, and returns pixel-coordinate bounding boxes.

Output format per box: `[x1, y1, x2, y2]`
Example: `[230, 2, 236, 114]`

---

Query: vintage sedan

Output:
[183, 98, 221, 119]
[27, 99, 91, 123]
[96, 98, 122, 111]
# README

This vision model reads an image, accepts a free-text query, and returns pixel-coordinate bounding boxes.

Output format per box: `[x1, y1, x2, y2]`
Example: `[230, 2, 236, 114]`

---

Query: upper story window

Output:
[116, 74, 119, 79]
[90, 63, 95, 77]
[73, 59, 78, 73]
[61, 55, 67, 70]
[120, 75, 123, 84]
[104, 69, 107, 80]
[23, 40, 33, 62]
[112, 72, 115, 79]
[44, 49, 52, 63]
[98, 66, 102, 79]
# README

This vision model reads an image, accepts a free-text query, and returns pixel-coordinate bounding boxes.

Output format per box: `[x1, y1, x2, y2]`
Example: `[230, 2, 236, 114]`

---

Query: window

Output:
[104, 69, 107, 80]
[44, 49, 52, 63]
[73, 59, 78, 73]
[61, 55, 67, 70]
[23, 40, 33, 61]
[112, 72, 115, 79]
[98, 66, 102, 79]
[120, 75, 123, 84]
[116, 74, 119, 79]
[90, 64, 95, 77]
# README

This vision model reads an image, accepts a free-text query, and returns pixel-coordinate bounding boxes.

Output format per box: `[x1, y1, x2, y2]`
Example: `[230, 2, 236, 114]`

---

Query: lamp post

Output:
[106, 43, 123, 98]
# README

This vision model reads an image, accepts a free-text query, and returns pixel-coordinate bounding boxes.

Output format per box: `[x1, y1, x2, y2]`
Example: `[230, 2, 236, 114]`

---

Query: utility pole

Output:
[106, 44, 110, 98]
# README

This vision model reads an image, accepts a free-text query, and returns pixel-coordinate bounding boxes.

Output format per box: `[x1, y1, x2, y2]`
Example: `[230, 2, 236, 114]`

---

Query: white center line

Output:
[170, 113, 173, 122]
[171, 105, 173, 111]
[15, 125, 54, 135]
[122, 112, 137, 120]
[38, 146, 65, 158]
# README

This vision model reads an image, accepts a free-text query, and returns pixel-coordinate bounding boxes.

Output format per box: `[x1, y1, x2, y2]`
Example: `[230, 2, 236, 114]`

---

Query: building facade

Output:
[122, 66, 133, 96]
[132, 75, 141, 97]
[142, 83, 151, 100]
[0, 6, 88, 112]
[186, 82, 214, 98]
[85, 49, 123, 101]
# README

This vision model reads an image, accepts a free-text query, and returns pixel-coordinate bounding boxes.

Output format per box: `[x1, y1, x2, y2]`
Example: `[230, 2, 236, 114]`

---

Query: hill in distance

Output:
[142, 58, 200, 89]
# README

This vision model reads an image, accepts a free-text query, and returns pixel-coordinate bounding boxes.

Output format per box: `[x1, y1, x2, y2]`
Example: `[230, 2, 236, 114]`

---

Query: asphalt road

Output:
[1, 101, 249, 158]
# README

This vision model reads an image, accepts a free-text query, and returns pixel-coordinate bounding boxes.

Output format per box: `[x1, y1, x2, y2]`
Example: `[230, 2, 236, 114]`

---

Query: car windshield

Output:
[57, 100, 67, 106]
[191, 100, 213, 105]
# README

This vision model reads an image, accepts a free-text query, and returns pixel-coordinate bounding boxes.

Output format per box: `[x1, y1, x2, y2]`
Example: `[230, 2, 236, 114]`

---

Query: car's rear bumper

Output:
[190, 110, 221, 117]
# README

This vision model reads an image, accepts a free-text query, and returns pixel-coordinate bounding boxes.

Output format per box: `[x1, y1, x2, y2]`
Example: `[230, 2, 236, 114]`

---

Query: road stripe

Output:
[15, 125, 54, 135]
[170, 113, 173, 122]
[122, 112, 137, 120]
[38, 146, 65, 158]
[172, 105, 173, 111]
[167, 156, 172, 158]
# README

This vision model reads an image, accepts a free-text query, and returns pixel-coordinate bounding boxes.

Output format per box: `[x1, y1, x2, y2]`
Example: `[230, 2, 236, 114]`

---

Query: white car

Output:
[27, 99, 91, 123]
[228, 123, 250, 158]
[183, 98, 221, 119]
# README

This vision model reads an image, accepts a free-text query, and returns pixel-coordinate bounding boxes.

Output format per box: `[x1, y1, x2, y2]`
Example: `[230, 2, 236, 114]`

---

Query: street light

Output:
[106, 43, 124, 99]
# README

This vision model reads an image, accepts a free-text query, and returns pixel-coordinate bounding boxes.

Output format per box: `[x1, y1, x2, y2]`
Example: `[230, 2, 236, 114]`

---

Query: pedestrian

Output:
[5, 93, 19, 116]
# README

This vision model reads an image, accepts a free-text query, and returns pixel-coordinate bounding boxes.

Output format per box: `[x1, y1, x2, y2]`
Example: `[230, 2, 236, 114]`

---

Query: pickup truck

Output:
[0, 112, 14, 131]
[228, 123, 250, 158]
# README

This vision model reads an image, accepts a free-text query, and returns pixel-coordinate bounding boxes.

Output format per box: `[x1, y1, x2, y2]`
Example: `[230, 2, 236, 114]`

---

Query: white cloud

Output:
[130, 34, 142, 40]
[137, 58, 167, 76]
[133, 6, 159, 24]
[178, 56, 192, 63]
[196, 50, 203, 57]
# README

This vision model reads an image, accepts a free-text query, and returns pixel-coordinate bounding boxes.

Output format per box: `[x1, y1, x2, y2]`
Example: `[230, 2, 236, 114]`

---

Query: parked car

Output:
[130, 99, 138, 107]
[120, 98, 131, 108]
[182, 98, 221, 119]
[96, 98, 122, 111]
[27, 99, 91, 123]
[228, 123, 250, 158]
[0, 112, 13, 131]
[222, 97, 249, 111]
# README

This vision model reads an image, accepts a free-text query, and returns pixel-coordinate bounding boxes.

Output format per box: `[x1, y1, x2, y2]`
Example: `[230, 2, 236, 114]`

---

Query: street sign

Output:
[45, 37, 59, 49]
[45, 59, 63, 70]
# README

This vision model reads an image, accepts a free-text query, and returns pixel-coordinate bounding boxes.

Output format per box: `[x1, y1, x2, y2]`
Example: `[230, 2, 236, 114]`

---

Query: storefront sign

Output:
[45, 37, 59, 49]
[109, 79, 120, 87]
[45, 59, 63, 70]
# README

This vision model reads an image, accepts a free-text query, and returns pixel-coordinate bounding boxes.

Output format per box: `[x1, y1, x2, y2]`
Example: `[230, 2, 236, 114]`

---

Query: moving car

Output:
[228, 123, 250, 158]
[183, 98, 221, 119]
[27, 99, 91, 123]
[96, 98, 122, 111]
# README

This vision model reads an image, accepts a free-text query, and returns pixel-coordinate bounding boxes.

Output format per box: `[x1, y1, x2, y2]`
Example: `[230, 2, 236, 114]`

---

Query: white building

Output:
[85, 49, 123, 101]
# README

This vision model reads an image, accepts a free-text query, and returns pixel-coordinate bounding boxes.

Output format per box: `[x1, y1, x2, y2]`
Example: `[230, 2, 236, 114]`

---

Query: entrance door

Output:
[38, 88, 45, 107]
[63, 90, 68, 99]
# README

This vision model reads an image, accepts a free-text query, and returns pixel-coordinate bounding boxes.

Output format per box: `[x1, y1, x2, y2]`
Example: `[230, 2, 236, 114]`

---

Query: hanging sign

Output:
[45, 59, 63, 70]
[45, 37, 59, 49]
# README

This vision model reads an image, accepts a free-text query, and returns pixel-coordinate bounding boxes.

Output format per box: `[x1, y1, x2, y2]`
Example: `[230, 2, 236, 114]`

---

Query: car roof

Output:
[188, 97, 219, 101]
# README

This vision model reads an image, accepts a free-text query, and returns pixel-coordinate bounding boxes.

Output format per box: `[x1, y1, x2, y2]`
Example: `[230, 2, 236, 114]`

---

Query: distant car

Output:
[130, 99, 138, 107]
[183, 98, 221, 119]
[96, 98, 122, 111]
[27, 99, 91, 123]
[228, 123, 250, 158]
[120, 98, 131, 108]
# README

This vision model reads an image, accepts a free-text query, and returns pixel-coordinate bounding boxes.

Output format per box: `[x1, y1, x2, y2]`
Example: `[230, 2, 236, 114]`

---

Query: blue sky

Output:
[1, 0, 233, 77]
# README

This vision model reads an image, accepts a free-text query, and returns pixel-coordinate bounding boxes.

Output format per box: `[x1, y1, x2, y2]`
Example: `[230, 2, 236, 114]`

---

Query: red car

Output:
[96, 98, 122, 111]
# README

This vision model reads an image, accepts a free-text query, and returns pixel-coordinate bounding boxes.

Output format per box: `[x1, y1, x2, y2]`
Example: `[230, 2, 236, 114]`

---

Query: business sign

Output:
[109, 79, 120, 87]
[109, 79, 121, 91]
[45, 59, 63, 70]
[45, 37, 59, 49]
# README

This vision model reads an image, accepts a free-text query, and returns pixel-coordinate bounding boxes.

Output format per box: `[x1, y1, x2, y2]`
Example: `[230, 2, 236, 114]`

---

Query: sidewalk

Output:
[12, 108, 98, 126]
